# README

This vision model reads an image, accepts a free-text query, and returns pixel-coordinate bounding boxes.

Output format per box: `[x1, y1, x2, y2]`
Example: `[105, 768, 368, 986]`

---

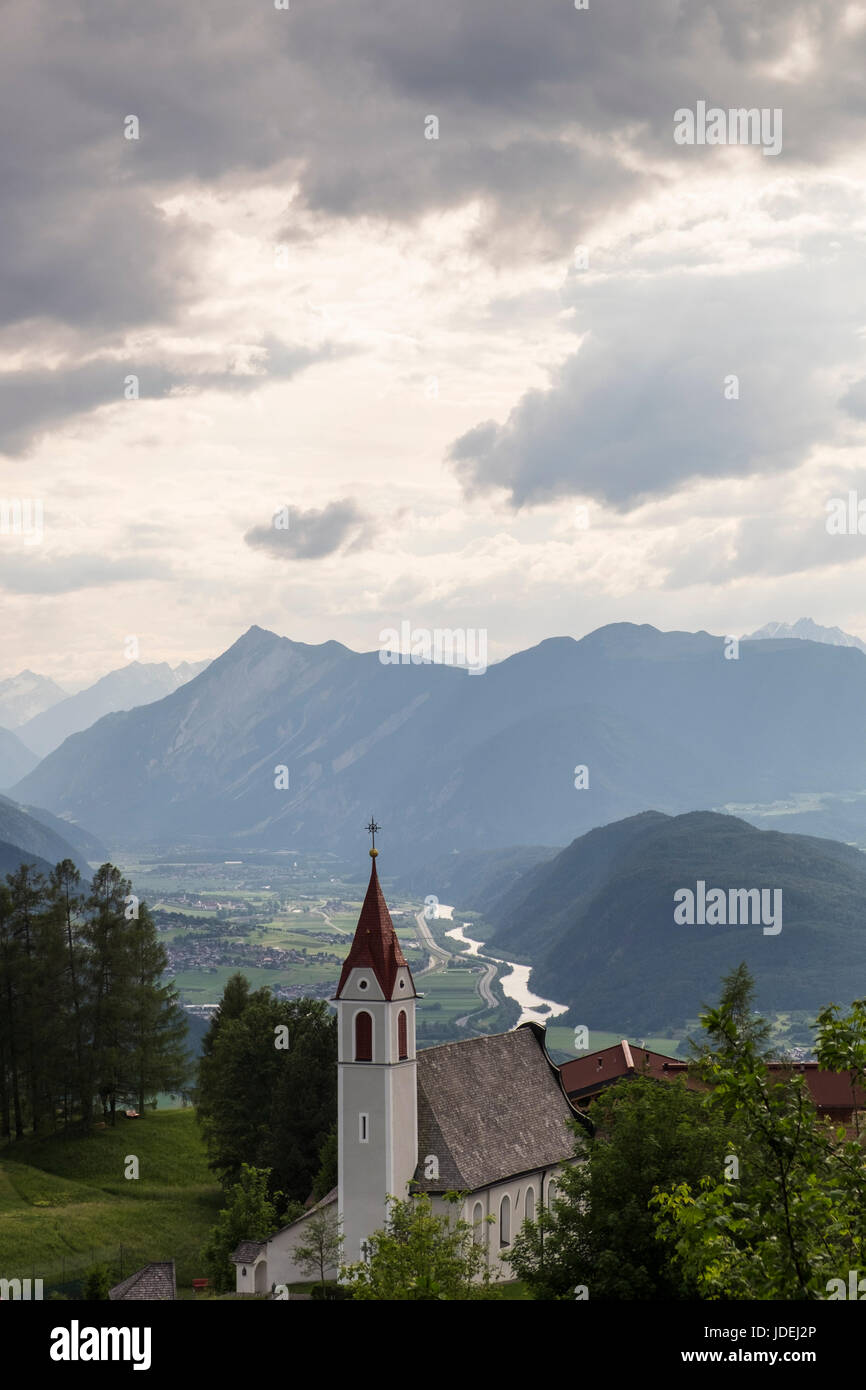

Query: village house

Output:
[561, 1039, 866, 1135]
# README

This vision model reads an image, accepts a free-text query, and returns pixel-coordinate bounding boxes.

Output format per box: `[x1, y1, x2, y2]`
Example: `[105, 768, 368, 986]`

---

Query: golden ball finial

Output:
[369, 847, 379, 858]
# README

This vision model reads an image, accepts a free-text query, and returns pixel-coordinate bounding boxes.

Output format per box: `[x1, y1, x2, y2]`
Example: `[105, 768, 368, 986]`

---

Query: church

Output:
[232, 841, 586, 1292]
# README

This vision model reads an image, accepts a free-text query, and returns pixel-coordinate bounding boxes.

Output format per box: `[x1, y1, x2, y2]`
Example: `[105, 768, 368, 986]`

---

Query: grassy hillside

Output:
[0, 1109, 221, 1296]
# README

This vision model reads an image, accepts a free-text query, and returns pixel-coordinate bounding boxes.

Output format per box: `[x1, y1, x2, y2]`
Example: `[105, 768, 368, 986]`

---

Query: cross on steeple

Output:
[366, 816, 381, 857]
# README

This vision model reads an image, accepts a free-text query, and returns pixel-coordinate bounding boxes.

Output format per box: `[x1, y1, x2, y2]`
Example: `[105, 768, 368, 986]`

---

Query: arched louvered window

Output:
[355, 1011, 372, 1061]
[499, 1194, 511, 1248]
[398, 1010, 408, 1060]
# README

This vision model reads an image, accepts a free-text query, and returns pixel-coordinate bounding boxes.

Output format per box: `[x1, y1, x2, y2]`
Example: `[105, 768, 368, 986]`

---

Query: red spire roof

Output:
[336, 855, 415, 999]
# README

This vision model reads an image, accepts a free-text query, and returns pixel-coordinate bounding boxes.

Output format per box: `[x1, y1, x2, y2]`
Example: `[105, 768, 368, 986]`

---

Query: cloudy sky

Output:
[3, 0, 866, 683]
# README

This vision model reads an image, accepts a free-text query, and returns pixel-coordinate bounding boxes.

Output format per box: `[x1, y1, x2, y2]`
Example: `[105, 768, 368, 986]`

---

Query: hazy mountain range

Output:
[0, 727, 40, 788]
[0, 793, 105, 878]
[0, 658, 211, 783]
[12, 621, 866, 862]
[0, 840, 55, 879]
[481, 810, 866, 1033]
[0, 670, 67, 729]
[744, 617, 866, 654]
[17, 658, 211, 757]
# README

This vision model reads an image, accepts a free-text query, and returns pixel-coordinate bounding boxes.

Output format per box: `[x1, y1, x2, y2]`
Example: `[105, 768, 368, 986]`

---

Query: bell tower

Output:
[334, 820, 418, 1265]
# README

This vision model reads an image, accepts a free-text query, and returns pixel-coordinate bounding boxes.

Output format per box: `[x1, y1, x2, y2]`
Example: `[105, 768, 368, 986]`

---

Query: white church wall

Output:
[388, 1058, 418, 1208]
[235, 1203, 341, 1294]
[235, 1258, 263, 1295]
[339, 1061, 393, 1264]
[266, 1209, 341, 1287]
[458, 1159, 579, 1281]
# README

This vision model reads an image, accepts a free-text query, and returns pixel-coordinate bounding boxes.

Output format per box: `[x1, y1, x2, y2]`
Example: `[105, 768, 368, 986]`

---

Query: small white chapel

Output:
[232, 841, 584, 1291]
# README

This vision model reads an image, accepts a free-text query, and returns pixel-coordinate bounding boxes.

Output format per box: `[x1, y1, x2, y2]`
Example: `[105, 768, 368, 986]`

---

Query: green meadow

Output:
[0, 1109, 221, 1297]
[417, 966, 492, 1028]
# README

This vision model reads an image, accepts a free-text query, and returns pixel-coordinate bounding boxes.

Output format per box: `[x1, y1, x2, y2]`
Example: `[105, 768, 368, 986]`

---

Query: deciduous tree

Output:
[342, 1192, 499, 1300]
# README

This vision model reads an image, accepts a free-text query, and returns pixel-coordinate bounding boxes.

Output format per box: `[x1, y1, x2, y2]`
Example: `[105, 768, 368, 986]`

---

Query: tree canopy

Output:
[196, 975, 336, 1203]
[341, 1192, 500, 1300]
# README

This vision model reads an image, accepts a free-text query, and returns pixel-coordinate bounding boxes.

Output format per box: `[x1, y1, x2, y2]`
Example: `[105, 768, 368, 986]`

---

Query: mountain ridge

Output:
[0, 726, 39, 788]
[14, 621, 866, 861]
[0, 670, 67, 730]
[19, 657, 212, 757]
[744, 618, 866, 654]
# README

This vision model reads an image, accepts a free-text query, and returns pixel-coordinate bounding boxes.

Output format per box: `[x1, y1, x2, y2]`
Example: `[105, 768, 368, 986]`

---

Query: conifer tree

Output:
[0, 883, 24, 1139]
[47, 861, 88, 1126]
[126, 900, 189, 1114]
[0, 859, 188, 1136]
[7, 864, 47, 1133]
[84, 865, 134, 1125]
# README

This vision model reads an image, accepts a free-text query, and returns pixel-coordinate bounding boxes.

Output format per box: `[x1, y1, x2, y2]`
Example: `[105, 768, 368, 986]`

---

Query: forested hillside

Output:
[484, 811, 866, 1033]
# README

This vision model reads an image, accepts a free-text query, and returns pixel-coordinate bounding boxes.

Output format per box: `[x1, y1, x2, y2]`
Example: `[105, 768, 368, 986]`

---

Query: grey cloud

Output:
[244, 499, 378, 560]
[0, 551, 171, 595]
[449, 237, 866, 509]
[660, 510, 866, 589]
[3, 0, 854, 340]
[0, 338, 334, 454]
[3, 0, 865, 456]
[0, 190, 199, 333]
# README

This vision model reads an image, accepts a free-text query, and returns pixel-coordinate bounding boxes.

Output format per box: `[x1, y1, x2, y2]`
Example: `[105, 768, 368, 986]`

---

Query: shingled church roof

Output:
[109, 1261, 176, 1301]
[230, 1241, 266, 1265]
[412, 1022, 588, 1193]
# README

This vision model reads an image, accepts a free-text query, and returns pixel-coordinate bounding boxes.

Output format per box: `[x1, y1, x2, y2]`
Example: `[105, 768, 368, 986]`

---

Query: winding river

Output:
[443, 915, 569, 1026]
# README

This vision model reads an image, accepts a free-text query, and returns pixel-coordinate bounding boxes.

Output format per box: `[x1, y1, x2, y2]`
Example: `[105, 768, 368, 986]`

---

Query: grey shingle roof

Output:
[109, 1261, 176, 1301]
[303, 1185, 338, 1216]
[413, 1022, 584, 1193]
[230, 1240, 266, 1264]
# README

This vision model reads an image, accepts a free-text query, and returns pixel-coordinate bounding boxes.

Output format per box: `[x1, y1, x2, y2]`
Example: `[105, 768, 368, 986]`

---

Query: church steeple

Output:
[335, 822, 419, 1264]
[335, 843, 416, 1001]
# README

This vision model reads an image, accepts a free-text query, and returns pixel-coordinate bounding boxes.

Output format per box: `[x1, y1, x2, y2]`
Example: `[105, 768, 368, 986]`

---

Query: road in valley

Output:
[454, 961, 497, 1026]
[414, 907, 498, 1023]
[414, 909, 453, 974]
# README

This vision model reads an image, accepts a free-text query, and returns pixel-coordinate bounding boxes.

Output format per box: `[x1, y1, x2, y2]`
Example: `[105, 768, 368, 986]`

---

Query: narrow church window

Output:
[359, 1112, 369, 1142]
[499, 1194, 511, 1247]
[472, 1202, 485, 1245]
[525, 1187, 536, 1223]
[547, 1179, 557, 1209]
[355, 1011, 372, 1061]
[398, 1010, 408, 1059]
